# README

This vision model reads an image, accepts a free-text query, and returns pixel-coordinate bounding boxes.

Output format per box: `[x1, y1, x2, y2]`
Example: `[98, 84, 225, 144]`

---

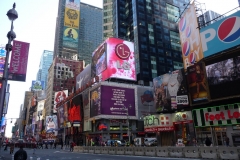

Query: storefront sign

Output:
[144, 126, 175, 132]
[192, 103, 240, 127]
[144, 114, 173, 132]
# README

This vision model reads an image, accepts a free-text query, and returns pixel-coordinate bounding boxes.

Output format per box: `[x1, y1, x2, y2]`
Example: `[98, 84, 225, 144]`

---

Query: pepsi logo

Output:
[185, 26, 191, 38]
[182, 41, 190, 57]
[179, 17, 186, 32]
[189, 52, 195, 64]
[218, 16, 240, 43]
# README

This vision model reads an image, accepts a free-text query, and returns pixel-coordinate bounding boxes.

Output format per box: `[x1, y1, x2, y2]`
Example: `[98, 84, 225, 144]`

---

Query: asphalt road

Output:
[0, 147, 202, 160]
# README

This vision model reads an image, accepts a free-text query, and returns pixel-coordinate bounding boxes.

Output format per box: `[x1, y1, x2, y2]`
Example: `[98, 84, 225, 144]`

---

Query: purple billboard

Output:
[101, 85, 136, 116]
[9, 40, 30, 82]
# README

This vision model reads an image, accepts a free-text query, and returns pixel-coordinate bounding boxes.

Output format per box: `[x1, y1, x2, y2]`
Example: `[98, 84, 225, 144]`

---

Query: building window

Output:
[159, 57, 165, 63]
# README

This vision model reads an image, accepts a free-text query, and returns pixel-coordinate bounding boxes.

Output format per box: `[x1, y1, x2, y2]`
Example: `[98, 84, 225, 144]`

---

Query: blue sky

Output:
[0, 0, 238, 137]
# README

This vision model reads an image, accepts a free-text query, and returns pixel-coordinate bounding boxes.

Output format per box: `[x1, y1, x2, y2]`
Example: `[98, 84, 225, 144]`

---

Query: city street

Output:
[0, 147, 202, 160]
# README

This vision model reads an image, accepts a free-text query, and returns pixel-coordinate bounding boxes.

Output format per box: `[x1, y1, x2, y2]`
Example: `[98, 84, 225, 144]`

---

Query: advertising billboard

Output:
[83, 90, 91, 131]
[32, 112, 37, 125]
[76, 64, 91, 90]
[90, 86, 101, 117]
[54, 90, 68, 113]
[63, 0, 80, 49]
[101, 85, 136, 116]
[206, 55, 240, 99]
[192, 103, 240, 127]
[153, 69, 189, 112]
[0, 47, 6, 79]
[45, 115, 58, 135]
[178, 4, 204, 69]
[187, 63, 209, 104]
[68, 94, 82, 122]
[9, 40, 30, 82]
[97, 37, 136, 81]
[91, 42, 107, 77]
[200, 10, 240, 58]
[31, 80, 44, 91]
[37, 100, 45, 120]
[136, 86, 154, 118]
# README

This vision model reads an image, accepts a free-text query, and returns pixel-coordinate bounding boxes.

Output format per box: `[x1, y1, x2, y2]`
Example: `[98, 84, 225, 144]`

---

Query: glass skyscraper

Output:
[36, 50, 53, 89]
[104, 0, 190, 85]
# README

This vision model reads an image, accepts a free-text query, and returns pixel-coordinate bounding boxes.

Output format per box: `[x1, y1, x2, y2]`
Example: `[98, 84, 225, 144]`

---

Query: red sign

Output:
[144, 126, 175, 132]
[205, 110, 240, 121]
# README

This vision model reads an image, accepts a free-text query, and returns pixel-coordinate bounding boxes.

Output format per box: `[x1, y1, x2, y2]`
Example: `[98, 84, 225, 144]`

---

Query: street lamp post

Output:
[0, 3, 18, 120]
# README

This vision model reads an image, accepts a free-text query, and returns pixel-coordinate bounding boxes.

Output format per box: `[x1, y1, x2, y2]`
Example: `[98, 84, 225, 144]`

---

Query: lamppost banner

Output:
[8, 40, 30, 82]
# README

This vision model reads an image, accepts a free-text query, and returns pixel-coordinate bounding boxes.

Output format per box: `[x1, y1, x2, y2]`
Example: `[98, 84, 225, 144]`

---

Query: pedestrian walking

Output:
[53, 141, 57, 149]
[70, 141, 76, 152]
[205, 136, 212, 147]
[60, 139, 63, 149]
[45, 141, 48, 149]
[14, 145, 27, 160]
[10, 144, 14, 154]
[225, 136, 230, 147]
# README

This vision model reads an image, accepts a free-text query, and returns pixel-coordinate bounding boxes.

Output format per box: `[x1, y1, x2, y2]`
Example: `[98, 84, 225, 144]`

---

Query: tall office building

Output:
[36, 50, 53, 89]
[202, 10, 224, 26]
[54, 0, 103, 65]
[78, 3, 103, 65]
[104, 0, 189, 85]
[103, 0, 113, 39]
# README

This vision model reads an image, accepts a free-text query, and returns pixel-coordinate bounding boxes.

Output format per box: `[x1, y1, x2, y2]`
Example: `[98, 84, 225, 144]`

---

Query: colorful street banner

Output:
[8, 40, 30, 82]
[187, 63, 209, 105]
[192, 103, 240, 127]
[200, 10, 240, 58]
[0, 47, 6, 79]
[178, 4, 204, 69]
[31, 80, 45, 91]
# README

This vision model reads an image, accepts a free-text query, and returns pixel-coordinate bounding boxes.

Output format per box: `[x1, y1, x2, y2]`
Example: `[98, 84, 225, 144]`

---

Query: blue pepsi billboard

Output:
[200, 10, 240, 57]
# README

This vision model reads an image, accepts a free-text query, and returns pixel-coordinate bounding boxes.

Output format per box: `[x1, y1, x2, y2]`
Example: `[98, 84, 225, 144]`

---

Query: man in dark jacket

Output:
[14, 145, 27, 160]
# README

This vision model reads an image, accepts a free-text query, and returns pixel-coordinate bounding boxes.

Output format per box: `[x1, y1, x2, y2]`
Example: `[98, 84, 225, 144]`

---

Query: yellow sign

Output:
[64, 7, 80, 29]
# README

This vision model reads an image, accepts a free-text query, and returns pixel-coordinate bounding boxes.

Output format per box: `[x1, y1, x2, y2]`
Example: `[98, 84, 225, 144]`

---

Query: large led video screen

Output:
[206, 56, 240, 99]
[68, 94, 82, 122]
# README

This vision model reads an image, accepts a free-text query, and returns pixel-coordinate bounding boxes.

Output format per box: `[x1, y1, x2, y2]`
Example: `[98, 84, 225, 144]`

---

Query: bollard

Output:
[12, 154, 14, 160]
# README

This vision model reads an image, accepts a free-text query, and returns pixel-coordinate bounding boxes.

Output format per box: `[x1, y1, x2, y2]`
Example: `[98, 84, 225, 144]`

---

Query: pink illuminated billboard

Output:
[92, 37, 136, 81]
[9, 40, 30, 82]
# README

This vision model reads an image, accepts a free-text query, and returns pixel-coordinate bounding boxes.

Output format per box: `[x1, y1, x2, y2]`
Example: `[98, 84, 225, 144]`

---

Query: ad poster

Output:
[45, 115, 58, 135]
[76, 64, 91, 90]
[90, 86, 101, 117]
[206, 56, 240, 99]
[91, 42, 107, 77]
[54, 90, 68, 113]
[31, 80, 44, 91]
[153, 69, 189, 112]
[37, 100, 45, 120]
[98, 37, 136, 81]
[101, 85, 136, 116]
[63, 0, 80, 49]
[8, 40, 30, 82]
[178, 4, 204, 69]
[68, 94, 82, 122]
[0, 47, 6, 79]
[136, 86, 154, 118]
[187, 63, 209, 104]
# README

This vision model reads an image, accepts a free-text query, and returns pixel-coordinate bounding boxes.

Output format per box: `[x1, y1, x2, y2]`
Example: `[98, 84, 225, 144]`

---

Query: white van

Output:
[144, 138, 157, 146]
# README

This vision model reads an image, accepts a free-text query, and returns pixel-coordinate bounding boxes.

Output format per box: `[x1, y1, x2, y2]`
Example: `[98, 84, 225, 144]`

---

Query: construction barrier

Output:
[199, 146, 218, 159]
[145, 147, 156, 157]
[125, 147, 134, 155]
[156, 147, 169, 157]
[169, 147, 184, 158]
[134, 147, 145, 156]
[76, 146, 240, 158]
[183, 146, 200, 158]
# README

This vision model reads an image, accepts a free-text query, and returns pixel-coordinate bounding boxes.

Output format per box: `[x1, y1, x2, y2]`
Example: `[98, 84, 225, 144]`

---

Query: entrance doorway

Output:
[213, 127, 227, 146]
